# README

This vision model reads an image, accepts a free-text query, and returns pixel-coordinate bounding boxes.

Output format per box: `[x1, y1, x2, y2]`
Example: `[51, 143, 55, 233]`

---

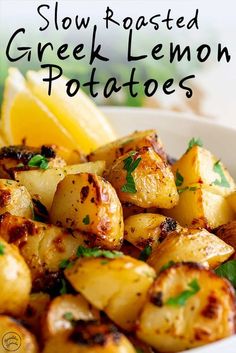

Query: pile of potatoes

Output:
[0, 130, 236, 353]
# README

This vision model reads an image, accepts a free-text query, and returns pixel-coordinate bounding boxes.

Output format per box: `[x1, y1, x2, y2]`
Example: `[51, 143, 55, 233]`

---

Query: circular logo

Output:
[2, 332, 21, 351]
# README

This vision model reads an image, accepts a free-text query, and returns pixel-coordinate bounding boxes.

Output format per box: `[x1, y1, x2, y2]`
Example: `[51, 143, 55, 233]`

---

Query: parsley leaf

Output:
[60, 279, 68, 295]
[28, 154, 49, 170]
[175, 170, 184, 187]
[76, 246, 123, 259]
[82, 215, 90, 225]
[139, 245, 152, 262]
[0, 243, 5, 255]
[135, 349, 145, 353]
[59, 259, 72, 269]
[178, 186, 199, 194]
[121, 152, 141, 194]
[166, 279, 200, 307]
[212, 160, 230, 188]
[215, 260, 236, 288]
[63, 312, 74, 321]
[159, 260, 175, 273]
[186, 137, 203, 153]
[178, 186, 189, 194]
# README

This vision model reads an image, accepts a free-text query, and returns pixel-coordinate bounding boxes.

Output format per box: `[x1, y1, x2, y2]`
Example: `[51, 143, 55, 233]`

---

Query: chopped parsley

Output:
[82, 214, 90, 225]
[215, 260, 236, 288]
[60, 279, 68, 295]
[160, 260, 175, 273]
[135, 349, 145, 353]
[0, 243, 5, 255]
[59, 259, 72, 269]
[28, 154, 49, 170]
[121, 152, 141, 194]
[139, 245, 152, 262]
[186, 137, 203, 153]
[166, 279, 200, 307]
[175, 170, 184, 187]
[212, 160, 230, 188]
[76, 246, 123, 259]
[63, 312, 74, 321]
[178, 186, 199, 194]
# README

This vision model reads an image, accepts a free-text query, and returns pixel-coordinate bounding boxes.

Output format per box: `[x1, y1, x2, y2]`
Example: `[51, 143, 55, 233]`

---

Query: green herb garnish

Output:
[175, 170, 184, 187]
[135, 349, 145, 353]
[186, 137, 203, 153]
[212, 160, 230, 188]
[160, 260, 175, 273]
[59, 259, 72, 269]
[60, 279, 68, 295]
[166, 279, 200, 307]
[139, 245, 152, 262]
[63, 312, 74, 321]
[76, 246, 123, 259]
[178, 186, 199, 194]
[82, 214, 90, 225]
[121, 152, 141, 194]
[178, 186, 189, 194]
[0, 243, 5, 255]
[28, 154, 49, 170]
[215, 260, 236, 288]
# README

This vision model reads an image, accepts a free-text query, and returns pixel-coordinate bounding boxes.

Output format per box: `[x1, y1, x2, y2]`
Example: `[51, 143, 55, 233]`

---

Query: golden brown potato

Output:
[107, 147, 178, 209]
[65, 255, 155, 331]
[50, 173, 124, 250]
[0, 237, 31, 316]
[172, 145, 235, 197]
[0, 315, 39, 353]
[122, 202, 157, 219]
[216, 221, 236, 259]
[165, 184, 235, 229]
[124, 213, 181, 250]
[0, 213, 89, 290]
[0, 145, 66, 179]
[0, 179, 33, 218]
[227, 191, 236, 214]
[88, 129, 167, 169]
[15, 161, 105, 211]
[22, 292, 51, 338]
[137, 262, 236, 352]
[147, 228, 234, 273]
[42, 294, 100, 340]
[42, 322, 136, 353]
[53, 145, 86, 165]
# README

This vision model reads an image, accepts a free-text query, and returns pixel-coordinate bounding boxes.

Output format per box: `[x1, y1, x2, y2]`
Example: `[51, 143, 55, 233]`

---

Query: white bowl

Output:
[102, 106, 236, 353]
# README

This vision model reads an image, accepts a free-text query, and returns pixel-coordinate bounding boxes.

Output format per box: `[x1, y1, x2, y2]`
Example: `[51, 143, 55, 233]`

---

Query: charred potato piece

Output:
[88, 129, 167, 169]
[42, 322, 136, 353]
[65, 255, 155, 331]
[0, 213, 89, 291]
[15, 161, 105, 211]
[0, 237, 31, 316]
[0, 145, 65, 178]
[172, 145, 235, 197]
[165, 184, 235, 229]
[107, 148, 178, 209]
[216, 221, 236, 258]
[22, 292, 51, 338]
[147, 228, 234, 273]
[0, 315, 39, 353]
[0, 179, 33, 218]
[137, 262, 236, 352]
[124, 214, 180, 250]
[42, 294, 100, 340]
[50, 173, 124, 250]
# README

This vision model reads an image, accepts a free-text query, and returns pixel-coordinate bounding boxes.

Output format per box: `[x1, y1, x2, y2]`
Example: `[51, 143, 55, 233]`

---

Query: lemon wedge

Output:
[26, 69, 116, 153]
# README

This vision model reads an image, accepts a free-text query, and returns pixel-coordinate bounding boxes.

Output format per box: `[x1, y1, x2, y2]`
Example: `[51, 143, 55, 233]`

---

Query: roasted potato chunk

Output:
[50, 173, 124, 250]
[0, 237, 31, 316]
[137, 262, 236, 352]
[42, 322, 136, 353]
[107, 147, 178, 208]
[124, 214, 180, 250]
[0, 315, 39, 353]
[15, 161, 105, 211]
[0, 213, 89, 290]
[42, 294, 100, 340]
[165, 184, 235, 229]
[216, 221, 236, 258]
[22, 292, 51, 338]
[172, 145, 235, 197]
[122, 202, 157, 219]
[147, 228, 234, 273]
[0, 179, 33, 218]
[0, 145, 65, 179]
[65, 255, 155, 330]
[88, 129, 167, 169]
